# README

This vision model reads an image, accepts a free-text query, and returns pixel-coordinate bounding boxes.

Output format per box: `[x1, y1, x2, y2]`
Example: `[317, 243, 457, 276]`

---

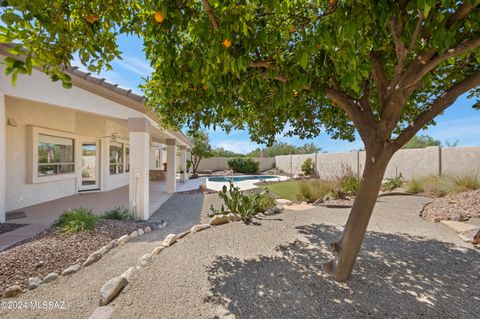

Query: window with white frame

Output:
[109, 142, 124, 175]
[37, 134, 75, 177]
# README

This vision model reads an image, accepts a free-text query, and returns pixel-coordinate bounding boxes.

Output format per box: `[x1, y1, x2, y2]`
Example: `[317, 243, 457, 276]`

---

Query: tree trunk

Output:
[323, 149, 392, 282]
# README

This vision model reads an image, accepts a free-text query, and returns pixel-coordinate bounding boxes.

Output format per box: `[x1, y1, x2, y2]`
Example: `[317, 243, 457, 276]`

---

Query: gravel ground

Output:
[2, 194, 479, 319]
[420, 189, 480, 222]
[0, 223, 28, 235]
[0, 220, 152, 291]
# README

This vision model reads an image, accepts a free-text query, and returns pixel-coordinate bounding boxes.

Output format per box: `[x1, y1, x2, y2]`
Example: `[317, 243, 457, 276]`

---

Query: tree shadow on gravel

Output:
[207, 224, 480, 319]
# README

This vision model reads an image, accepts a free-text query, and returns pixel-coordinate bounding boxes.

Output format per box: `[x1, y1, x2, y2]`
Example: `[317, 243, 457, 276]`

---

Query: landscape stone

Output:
[162, 234, 178, 247]
[3, 285, 22, 298]
[210, 215, 230, 225]
[440, 220, 478, 233]
[129, 230, 138, 238]
[117, 235, 130, 245]
[88, 306, 115, 319]
[99, 277, 128, 306]
[177, 230, 190, 239]
[151, 246, 165, 255]
[27, 277, 42, 290]
[137, 228, 144, 236]
[62, 264, 81, 276]
[191, 224, 211, 233]
[138, 253, 152, 267]
[228, 213, 241, 222]
[459, 227, 480, 244]
[144, 226, 152, 233]
[43, 272, 59, 283]
[83, 251, 103, 267]
[275, 198, 293, 206]
[120, 267, 136, 281]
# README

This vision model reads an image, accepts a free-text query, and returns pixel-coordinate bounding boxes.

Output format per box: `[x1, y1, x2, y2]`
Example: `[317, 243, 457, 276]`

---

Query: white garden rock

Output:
[191, 224, 211, 233]
[117, 235, 130, 245]
[3, 285, 22, 298]
[459, 227, 480, 244]
[62, 264, 81, 276]
[162, 234, 178, 247]
[275, 198, 293, 206]
[264, 205, 284, 216]
[43, 272, 59, 283]
[228, 213, 241, 222]
[129, 230, 138, 238]
[99, 276, 128, 306]
[144, 226, 152, 233]
[138, 254, 152, 267]
[83, 251, 103, 267]
[151, 246, 165, 255]
[28, 277, 42, 290]
[177, 230, 190, 239]
[137, 228, 145, 236]
[121, 267, 137, 282]
[210, 215, 230, 226]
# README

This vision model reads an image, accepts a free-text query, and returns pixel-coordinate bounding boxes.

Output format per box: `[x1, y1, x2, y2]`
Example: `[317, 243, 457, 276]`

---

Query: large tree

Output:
[187, 130, 212, 176]
[2, 1, 480, 282]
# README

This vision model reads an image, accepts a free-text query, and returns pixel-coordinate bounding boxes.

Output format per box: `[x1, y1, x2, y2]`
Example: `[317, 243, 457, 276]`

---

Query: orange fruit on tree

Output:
[86, 14, 99, 24]
[223, 38, 231, 48]
[154, 12, 164, 23]
[288, 25, 296, 33]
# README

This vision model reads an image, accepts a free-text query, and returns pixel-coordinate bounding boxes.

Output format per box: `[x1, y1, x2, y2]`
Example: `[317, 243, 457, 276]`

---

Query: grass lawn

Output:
[266, 180, 300, 201]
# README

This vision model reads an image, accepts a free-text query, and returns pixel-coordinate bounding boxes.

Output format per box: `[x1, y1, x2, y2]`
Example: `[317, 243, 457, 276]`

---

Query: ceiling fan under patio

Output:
[98, 120, 125, 143]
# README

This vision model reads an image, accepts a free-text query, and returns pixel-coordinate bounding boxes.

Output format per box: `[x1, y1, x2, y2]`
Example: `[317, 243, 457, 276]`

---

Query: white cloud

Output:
[115, 56, 154, 79]
[214, 140, 260, 154]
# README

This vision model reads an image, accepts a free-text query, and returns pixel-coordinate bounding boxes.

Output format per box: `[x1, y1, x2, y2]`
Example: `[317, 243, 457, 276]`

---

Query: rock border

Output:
[89, 213, 246, 316]
[1, 225, 155, 299]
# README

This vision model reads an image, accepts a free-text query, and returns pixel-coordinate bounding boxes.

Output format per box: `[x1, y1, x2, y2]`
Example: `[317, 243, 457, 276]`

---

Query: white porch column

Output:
[149, 146, 158, 169]
[128, 118, 150, 220]
[179, 145, 187, 182]
[159, 144, 165, 170]
[0, 93, 6, 223]
[166, 139, 177, 193]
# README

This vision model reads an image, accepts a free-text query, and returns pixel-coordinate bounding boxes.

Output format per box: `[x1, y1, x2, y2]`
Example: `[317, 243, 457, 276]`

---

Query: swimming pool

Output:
[206, 175, 289, 191]
[208, 175, 279, 183]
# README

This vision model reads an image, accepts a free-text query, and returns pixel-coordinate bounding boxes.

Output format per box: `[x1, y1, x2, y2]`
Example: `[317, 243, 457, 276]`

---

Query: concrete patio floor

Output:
[0, 177, 206, 251]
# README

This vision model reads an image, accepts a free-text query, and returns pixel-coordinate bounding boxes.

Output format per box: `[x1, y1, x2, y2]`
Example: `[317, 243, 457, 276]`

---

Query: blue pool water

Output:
[208, 175, 279, 183]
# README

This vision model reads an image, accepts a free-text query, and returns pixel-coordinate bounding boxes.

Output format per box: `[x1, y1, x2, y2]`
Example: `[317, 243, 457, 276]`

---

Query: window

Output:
[125, 146, 130, 173]
[109, 142, 124, 175]
[37, 134, 75, 177]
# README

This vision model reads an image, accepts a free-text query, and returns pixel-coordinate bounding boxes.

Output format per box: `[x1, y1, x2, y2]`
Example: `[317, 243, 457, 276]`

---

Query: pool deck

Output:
[206, 175, 289, 191]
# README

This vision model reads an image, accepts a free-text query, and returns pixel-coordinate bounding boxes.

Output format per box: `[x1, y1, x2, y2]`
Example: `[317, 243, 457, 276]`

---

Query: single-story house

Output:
[0, 44, 192, 223]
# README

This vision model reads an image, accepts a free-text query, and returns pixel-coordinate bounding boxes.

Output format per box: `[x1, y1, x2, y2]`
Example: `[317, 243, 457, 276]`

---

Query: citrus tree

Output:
[187, 130, 212, 176]
[2, 0, 480, 282]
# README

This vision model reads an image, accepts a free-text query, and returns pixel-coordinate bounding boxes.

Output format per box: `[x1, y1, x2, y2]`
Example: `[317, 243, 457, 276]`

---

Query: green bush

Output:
[296, 179, 335, 202]
[301, 158, 314, 176]
[405, 178, 423, 194]
[56, 207, 99, 233]
[209, 182, 273, 223]
[382, 175, 404, 191]
[227, 158, 259, 174]
[449, 173, 480, 193]
[103, 206, 135, 221]
[339, 175, 361, 195]
[421, 176, 452, 197]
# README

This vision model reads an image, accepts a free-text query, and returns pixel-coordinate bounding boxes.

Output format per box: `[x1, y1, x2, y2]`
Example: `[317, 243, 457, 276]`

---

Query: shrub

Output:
[227, 158, 259, 174]
[449, 173, 480, 193]
[405, 178, 423, 194]
[296, 179, 336, 202]
[339, 175, 361, 195]
[56, 207, 98, 233]
[103, 206, 135, 221]
[301, 158, 314, 176]
[382, 175, 404, 191]
[421, 176, 452, 197]
[209, 182, 272, 223]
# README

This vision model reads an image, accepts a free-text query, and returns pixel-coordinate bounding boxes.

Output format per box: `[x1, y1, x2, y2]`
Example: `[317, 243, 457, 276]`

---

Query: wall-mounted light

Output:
[7, 118, 17, 127]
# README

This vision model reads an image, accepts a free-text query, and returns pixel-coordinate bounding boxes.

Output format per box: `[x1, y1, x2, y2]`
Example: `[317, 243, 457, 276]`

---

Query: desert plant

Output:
[297, 179, 336, 202]
[405, 178, 424, 194]
[103, 206, 135, 221]
[56, 207, 99, 233]
[339, 176, 361, 196]
[301, 158, 314, 176]
[449, 173, 480, 193]
[421, 176, 452, 197]
[227, 158, 259, 174]
[382, 175, 404, 191]
[209, 182, 271, 222]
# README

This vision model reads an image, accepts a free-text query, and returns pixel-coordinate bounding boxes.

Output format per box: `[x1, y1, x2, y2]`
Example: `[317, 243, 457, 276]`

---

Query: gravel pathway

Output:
[2, 194, 479, 318]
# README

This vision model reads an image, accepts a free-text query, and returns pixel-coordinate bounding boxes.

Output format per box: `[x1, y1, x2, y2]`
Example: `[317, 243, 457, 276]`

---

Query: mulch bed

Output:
[0, 223, 28, 235]
[420, 189, 480, 222]
[0, 219, 154, 291]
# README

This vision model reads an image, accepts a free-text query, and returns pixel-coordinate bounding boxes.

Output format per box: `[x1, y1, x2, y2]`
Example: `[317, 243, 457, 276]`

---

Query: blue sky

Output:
[73, 34, 480, 154]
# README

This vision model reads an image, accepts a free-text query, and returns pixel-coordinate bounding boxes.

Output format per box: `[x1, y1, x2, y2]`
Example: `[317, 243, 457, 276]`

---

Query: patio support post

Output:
[179, 145, 187, 182]
[166, 139, 176, 193]
[159, 144, 165, 170]
[187, 147, 192, 178]
[149, 146, 158, 169]
[128, 118, 150, 220]
[0, 93, 5, 223]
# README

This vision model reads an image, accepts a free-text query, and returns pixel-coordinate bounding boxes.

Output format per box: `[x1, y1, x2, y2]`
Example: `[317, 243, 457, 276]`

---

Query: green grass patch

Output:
[56, 207, 99, 233]
[266, 180, 301, 201]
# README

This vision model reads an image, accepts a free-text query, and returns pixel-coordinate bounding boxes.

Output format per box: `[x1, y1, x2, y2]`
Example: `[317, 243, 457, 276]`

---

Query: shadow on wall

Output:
[207, 224, 479, 318]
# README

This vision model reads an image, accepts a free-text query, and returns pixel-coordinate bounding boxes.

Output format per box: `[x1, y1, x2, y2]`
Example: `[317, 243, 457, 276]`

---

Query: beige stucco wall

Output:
[5, 97, 130, 211]
[441, 146, 480, 176]
[197, 157, 275, 173]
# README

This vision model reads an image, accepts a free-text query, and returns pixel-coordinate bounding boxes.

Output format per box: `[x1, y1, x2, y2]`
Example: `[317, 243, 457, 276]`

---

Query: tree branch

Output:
[446, 3, 476, 28]
[369, 52, 387, 113]
[390, 15, 407, 75]
[408, 11, 424, 52]
[201, 0, 219, 30]
[393, 71, 480, 150]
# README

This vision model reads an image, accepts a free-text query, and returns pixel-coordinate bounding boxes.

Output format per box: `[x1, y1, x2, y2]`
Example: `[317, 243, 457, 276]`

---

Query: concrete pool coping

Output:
[206, 175, 289, 191]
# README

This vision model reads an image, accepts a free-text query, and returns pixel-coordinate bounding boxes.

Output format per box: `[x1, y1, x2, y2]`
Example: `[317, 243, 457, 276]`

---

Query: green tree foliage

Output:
[187, 130, 212, 175]
[403, 134, 441, 149]
[227, 158, 259, 173]
[249, 142, 322, 157]
[211, 147, 245, 157]
[301, 157, 314, 175]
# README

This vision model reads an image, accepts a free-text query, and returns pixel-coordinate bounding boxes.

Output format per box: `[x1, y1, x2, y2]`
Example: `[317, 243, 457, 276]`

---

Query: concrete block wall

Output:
[197, 157, 275, 173]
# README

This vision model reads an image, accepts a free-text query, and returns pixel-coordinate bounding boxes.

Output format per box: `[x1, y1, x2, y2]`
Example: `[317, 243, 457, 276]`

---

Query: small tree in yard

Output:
[187, 130, 212, 177]
[3, 1, 480, 282]
[301, 158, 314, 176]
